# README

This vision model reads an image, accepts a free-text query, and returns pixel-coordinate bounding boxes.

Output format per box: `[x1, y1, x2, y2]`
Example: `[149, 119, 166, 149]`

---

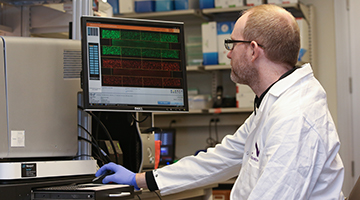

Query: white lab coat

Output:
[152, 64, 344, 200]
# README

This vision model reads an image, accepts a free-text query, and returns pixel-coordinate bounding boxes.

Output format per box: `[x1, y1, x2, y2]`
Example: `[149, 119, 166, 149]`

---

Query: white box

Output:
[228, 0, 244, 7]
[296, 17, 309, 63]
[202, 21, 218, 65]
[246, 0, 264, 6]
[217, 21, 234, 65]
[120, 0, 135, 13]
[215, 0, 228, 8]
[236, 84, 254, 108]
[282, 0, 298, 3]
[189, 95, 212, 110]
[267, 0, 282, 4]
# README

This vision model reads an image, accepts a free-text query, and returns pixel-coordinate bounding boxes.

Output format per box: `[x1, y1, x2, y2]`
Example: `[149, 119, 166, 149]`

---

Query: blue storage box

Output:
[174, 0, 187, 9]
[135, 0, 155, 13]
[107, 0, 119, 14]
[199, 0, 214, 9]
[155, 0, 174, 12]
[174, 0, 199, 10]
[203, 52, 218, 65]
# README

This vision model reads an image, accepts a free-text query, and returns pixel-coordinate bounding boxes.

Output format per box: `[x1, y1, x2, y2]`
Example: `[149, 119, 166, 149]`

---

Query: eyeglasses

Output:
[224, 39, 264, 50]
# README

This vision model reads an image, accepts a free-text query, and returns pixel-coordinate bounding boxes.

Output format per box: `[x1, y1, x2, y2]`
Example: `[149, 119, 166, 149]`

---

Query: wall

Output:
[301, 0, 338, 125]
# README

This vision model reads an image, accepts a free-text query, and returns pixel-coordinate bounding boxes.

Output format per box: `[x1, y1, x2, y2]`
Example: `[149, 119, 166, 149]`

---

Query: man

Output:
[96, 4, 344, 199]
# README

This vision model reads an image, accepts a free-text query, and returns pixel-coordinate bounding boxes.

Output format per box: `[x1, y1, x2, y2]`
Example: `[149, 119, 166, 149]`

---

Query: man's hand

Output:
[95, 162, 139, 189]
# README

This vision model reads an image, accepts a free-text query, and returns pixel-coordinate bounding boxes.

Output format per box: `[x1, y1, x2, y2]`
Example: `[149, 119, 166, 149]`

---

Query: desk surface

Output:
[130, 184, 218, 200]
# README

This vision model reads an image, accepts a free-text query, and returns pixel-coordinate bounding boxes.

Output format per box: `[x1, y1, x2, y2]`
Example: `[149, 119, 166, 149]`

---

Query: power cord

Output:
[78, 124, 109, 163]
[154, 191, 162, 200]
[206, 118, 220, 148]
[131, 113, 150, 123]
[214, 118, 220, 144]
[78, 106, 119, 165]
[169, 119, 176, 128]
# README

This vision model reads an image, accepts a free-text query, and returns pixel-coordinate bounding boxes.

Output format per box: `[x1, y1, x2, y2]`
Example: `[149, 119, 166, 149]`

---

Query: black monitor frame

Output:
[81, 16, 188, 113]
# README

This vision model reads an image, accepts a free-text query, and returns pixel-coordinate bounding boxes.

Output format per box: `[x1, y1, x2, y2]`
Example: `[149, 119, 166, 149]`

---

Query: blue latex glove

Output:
[95, 162, 139, 190]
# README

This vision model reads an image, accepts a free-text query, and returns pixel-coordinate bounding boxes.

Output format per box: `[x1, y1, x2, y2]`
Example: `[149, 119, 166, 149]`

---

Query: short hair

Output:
[243, 4, 300, 67]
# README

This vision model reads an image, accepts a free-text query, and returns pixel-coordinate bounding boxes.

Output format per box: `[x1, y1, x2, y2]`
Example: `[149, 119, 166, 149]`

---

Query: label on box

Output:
[217, 21, 234, 65]
[21, 163, 36, 177]
[11, 130, 25, 147]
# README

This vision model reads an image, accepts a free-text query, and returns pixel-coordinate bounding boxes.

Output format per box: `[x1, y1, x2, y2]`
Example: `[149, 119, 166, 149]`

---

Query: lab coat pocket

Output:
[240, 156, 261, 195]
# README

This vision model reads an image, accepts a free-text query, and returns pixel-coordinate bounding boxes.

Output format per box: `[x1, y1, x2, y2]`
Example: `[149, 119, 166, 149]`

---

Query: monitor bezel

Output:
[81, 16, 189, 113]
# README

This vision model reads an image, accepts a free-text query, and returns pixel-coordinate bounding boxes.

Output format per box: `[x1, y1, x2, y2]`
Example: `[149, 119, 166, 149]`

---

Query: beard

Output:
[230, 52, 258, 86]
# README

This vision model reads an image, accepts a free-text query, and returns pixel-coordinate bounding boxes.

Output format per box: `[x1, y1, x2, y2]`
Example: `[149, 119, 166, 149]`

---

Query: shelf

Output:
[0, 24, 12, 33]
[204, 65, 231, 70]
[188, 61, 308, 73]
[208, 107, 253, 113]
[114, 3, 307, 25]
[0, 0, 70, 6]
[154, 107, 252, 115]
[114, 9, 208, 25]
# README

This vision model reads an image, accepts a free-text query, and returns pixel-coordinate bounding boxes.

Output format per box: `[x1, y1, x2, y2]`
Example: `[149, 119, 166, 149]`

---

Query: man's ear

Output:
[250, 41, 262, 62]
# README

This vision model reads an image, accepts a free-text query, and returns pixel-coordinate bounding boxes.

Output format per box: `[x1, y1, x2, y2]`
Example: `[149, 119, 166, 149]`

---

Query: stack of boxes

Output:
[236, 84, 254, 109]
[107, 0, 300, 14]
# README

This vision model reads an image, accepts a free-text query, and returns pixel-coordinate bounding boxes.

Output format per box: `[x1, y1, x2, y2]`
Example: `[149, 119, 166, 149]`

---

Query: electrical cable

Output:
[86, 110, 119, 164]
[78, 124, 106, 163]
[169, 120, 176, 128]
[78, 136, 111, 164]
[154, 191, 162, 200]
[206, 119, 216, 147]
[131, 113, 149, 123]
[136, 194, 142, 200]
[78, 106, 119, 165]
[214, 118, 219, 144]
[75, 141, 103, 165]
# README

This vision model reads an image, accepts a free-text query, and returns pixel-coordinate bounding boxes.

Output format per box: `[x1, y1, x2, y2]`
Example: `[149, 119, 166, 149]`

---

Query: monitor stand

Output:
[0, 160, 96, 180]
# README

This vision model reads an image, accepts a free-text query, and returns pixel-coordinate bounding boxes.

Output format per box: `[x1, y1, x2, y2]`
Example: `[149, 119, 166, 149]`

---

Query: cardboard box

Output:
[217, 21, 234, 65]
[213, 190, 231, 200]
[228, 0, 244, 7]
[282, 0, 298, 3]
[202, 21, 218, 65]
[246, 0, 264, 6]
[120, 0, 135, 13]
[267, 0, 282, 4]
[236, 84, 254, 108]
[215, 0, 228, 8]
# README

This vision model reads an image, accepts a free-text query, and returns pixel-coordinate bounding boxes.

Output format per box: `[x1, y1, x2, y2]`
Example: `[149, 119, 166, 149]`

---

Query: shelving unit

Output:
[0, 1, 314, 125]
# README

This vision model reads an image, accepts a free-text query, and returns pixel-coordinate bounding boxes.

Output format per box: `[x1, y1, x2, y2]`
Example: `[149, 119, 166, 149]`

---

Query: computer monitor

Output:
[81, 16, 188, 113]
[154, 129, 176, 165]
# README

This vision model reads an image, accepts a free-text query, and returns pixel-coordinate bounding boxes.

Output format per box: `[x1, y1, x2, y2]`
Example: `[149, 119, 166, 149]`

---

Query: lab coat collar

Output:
[254, 63, 313, 114]
[269, 63, 313, 98]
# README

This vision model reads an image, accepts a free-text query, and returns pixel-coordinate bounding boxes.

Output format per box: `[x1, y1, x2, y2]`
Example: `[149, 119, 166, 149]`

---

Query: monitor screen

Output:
[81, 16, 188, 112]
[154, 129, 176, 165]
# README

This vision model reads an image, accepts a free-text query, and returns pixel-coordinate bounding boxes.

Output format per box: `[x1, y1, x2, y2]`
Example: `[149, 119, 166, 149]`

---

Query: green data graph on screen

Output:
[99, 27, 183, 89]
